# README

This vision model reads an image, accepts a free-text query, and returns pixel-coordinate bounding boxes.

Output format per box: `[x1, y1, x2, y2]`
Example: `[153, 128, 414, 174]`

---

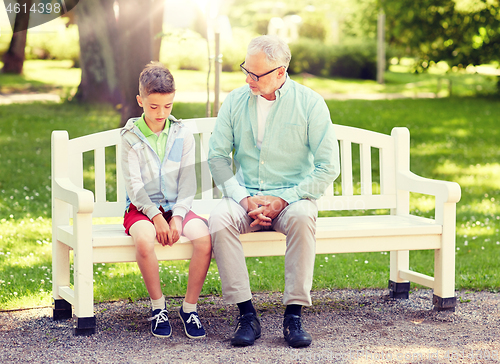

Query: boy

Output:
[121, 62, 212, 339]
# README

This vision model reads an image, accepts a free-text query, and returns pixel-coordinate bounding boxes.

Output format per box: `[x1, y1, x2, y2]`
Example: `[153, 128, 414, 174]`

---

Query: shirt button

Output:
[260, 180, 264, 184]
[261, 161, 264, 164]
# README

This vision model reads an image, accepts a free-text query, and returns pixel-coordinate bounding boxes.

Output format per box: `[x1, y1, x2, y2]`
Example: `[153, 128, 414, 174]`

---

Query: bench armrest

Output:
[53, 177, 94, 214]
[397, 171, 461, 204]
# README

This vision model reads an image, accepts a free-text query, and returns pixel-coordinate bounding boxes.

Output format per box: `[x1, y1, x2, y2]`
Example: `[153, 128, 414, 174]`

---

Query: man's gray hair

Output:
[247, 35, 291, 70]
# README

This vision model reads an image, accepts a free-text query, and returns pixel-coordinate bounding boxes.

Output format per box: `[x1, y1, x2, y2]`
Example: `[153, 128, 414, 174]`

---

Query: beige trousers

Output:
[209, 197, 318, 306]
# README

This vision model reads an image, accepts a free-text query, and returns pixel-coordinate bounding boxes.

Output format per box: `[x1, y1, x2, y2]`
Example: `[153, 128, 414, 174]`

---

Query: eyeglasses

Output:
[240, 62, 284, 82]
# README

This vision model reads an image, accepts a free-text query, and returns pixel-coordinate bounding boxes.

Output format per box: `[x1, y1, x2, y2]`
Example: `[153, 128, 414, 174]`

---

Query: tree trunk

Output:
[151, 0, 164, 62]
[74, 0, 121, 104]
[74, 0, 164, 126]
[117, 0, 154, 126]
[2, 0, 31, 74]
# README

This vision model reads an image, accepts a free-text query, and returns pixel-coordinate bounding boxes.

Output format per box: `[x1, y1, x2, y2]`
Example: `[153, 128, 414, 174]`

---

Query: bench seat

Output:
[56, 214, 441, 262]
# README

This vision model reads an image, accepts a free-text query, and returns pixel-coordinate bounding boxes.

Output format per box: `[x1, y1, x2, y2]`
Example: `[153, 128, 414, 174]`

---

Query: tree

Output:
[382, 0, 500, 70]
[75, 0, 164, 126]
[2, 0, 32, 74]
[2, 0, 79, 74]
[74, 0, 121, 104]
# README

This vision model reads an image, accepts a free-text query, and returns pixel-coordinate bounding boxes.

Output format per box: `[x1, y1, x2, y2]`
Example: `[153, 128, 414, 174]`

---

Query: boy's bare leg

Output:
[182, 219, 212, 304]
[129, 220, 163, 300]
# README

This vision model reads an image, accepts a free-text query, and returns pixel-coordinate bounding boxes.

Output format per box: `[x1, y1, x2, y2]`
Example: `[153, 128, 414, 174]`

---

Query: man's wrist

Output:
[239, 196, 251, 212]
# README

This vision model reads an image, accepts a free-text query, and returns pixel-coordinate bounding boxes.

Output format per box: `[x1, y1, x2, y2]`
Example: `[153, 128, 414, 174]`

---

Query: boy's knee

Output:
[134, 235, 156, 259]
[193, 235, 212, 256]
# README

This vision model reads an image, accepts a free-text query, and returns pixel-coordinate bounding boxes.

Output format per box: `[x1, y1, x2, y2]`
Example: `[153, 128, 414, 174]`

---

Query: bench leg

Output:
[388, 280, 410, 299]
[433, 202, 457, 312]
[72, 212, 96, 335]
[432, 295, 456, 312]
[389, 250, 410, 299]
[73, 316, 97, 336]
[53, 299, 72, 321]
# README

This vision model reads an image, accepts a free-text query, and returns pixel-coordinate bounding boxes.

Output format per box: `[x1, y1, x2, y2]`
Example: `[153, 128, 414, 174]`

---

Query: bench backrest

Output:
[52, 118, 409, 218]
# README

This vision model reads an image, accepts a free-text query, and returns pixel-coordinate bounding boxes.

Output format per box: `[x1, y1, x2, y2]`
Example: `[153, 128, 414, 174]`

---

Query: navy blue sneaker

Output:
[179, 307, 206, 339]
[148, 307, 172, 338]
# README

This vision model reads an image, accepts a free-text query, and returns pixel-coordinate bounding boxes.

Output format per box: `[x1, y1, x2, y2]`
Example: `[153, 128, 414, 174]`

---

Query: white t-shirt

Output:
[256, 96, 275, 149]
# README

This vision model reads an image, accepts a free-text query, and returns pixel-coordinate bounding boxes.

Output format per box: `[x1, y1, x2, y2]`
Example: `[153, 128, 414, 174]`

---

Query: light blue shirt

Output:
[208, 76, 340, 205]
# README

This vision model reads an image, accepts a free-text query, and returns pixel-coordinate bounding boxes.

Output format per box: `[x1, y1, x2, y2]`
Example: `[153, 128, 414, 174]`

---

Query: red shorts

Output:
[123, 203, 208, 235]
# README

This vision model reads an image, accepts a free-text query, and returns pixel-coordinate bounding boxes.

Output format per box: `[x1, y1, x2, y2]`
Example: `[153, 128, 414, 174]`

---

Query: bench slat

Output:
[115, 141, 126, 203]
[340, 140, 353, 196]
[95, 146, 106, 203]
[360, 143, 373, 195]
[316, 194, 396, 210]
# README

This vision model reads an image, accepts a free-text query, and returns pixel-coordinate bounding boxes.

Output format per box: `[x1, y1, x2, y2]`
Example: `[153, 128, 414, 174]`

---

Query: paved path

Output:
[1, 289, 499, 363]
[0, 92, 62, 104]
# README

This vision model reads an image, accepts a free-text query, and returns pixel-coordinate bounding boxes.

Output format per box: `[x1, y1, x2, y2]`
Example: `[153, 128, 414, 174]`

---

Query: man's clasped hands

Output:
[242, 195, 289, 227]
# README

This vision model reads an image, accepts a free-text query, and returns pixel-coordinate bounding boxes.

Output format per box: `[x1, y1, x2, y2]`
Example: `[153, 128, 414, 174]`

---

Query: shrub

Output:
[289, 38, 379, 80]
[298, 12, 330, 41]
[330, 40, 378, 80]
[288, 38, 333, 77]
[25, 21, 80, 64]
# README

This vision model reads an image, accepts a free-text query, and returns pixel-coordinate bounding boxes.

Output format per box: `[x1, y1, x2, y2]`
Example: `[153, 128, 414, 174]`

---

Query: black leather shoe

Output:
[283, 314, 312, 348]
[230, 313, 261, 346]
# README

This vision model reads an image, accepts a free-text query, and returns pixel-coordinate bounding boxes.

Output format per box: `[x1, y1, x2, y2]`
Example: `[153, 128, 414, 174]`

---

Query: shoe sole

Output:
[230, 333, 261, 347]
[287, 338, 312, 348]
[179, 311, 206, 339]
[151, 329, 172, 338]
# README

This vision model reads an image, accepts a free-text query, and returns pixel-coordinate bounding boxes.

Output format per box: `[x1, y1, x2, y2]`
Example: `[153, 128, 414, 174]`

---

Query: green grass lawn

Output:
[1, 59, 498, 98]
[0, 62, 499, 310]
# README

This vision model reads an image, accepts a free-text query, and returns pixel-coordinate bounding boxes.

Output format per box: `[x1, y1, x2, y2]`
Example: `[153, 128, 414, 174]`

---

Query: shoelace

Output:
[186, 313, 203, 329]
[148, 309, 169, 330]
[286, 316, 304, 333]
[235, 314, 254, 332]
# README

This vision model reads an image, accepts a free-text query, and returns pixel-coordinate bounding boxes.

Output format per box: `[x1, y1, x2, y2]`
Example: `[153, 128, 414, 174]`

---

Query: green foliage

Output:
[288, 38, 332, 76]
[341, 0, 379, 39]
[25, 24, 80, 64]
[297, 12, 329, 41]
[384, 0, 500, 69]
[220, 28, 255, 72]
[289, 38, 378, 80]
[226, 0, 285, 29]
[0, 17, 80, 63]
[330, 39, 378, 80]
[159, 29, 209, 71]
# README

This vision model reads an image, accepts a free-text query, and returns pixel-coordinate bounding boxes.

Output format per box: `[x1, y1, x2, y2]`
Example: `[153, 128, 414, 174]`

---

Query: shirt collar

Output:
[135, 114, 170, 137]
[248, 73, 291, 100]
[274, 73, 291, 99]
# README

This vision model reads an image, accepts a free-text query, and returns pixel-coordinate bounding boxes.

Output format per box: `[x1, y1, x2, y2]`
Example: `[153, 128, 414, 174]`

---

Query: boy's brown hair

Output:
[138, 62, 175, 97]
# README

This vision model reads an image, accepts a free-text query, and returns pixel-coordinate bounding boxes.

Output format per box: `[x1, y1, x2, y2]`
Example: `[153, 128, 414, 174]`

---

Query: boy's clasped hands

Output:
[152, 214, 183, 246]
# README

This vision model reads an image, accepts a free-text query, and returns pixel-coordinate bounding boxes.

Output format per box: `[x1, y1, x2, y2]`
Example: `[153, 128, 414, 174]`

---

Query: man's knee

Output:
[285, 200, 317, 229]
[208, 207, 232, 235]
[209, 198, 245, 236]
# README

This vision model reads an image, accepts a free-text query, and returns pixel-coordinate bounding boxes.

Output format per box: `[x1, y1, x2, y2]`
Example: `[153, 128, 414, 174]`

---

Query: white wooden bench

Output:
[51, 117, 461, 335]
